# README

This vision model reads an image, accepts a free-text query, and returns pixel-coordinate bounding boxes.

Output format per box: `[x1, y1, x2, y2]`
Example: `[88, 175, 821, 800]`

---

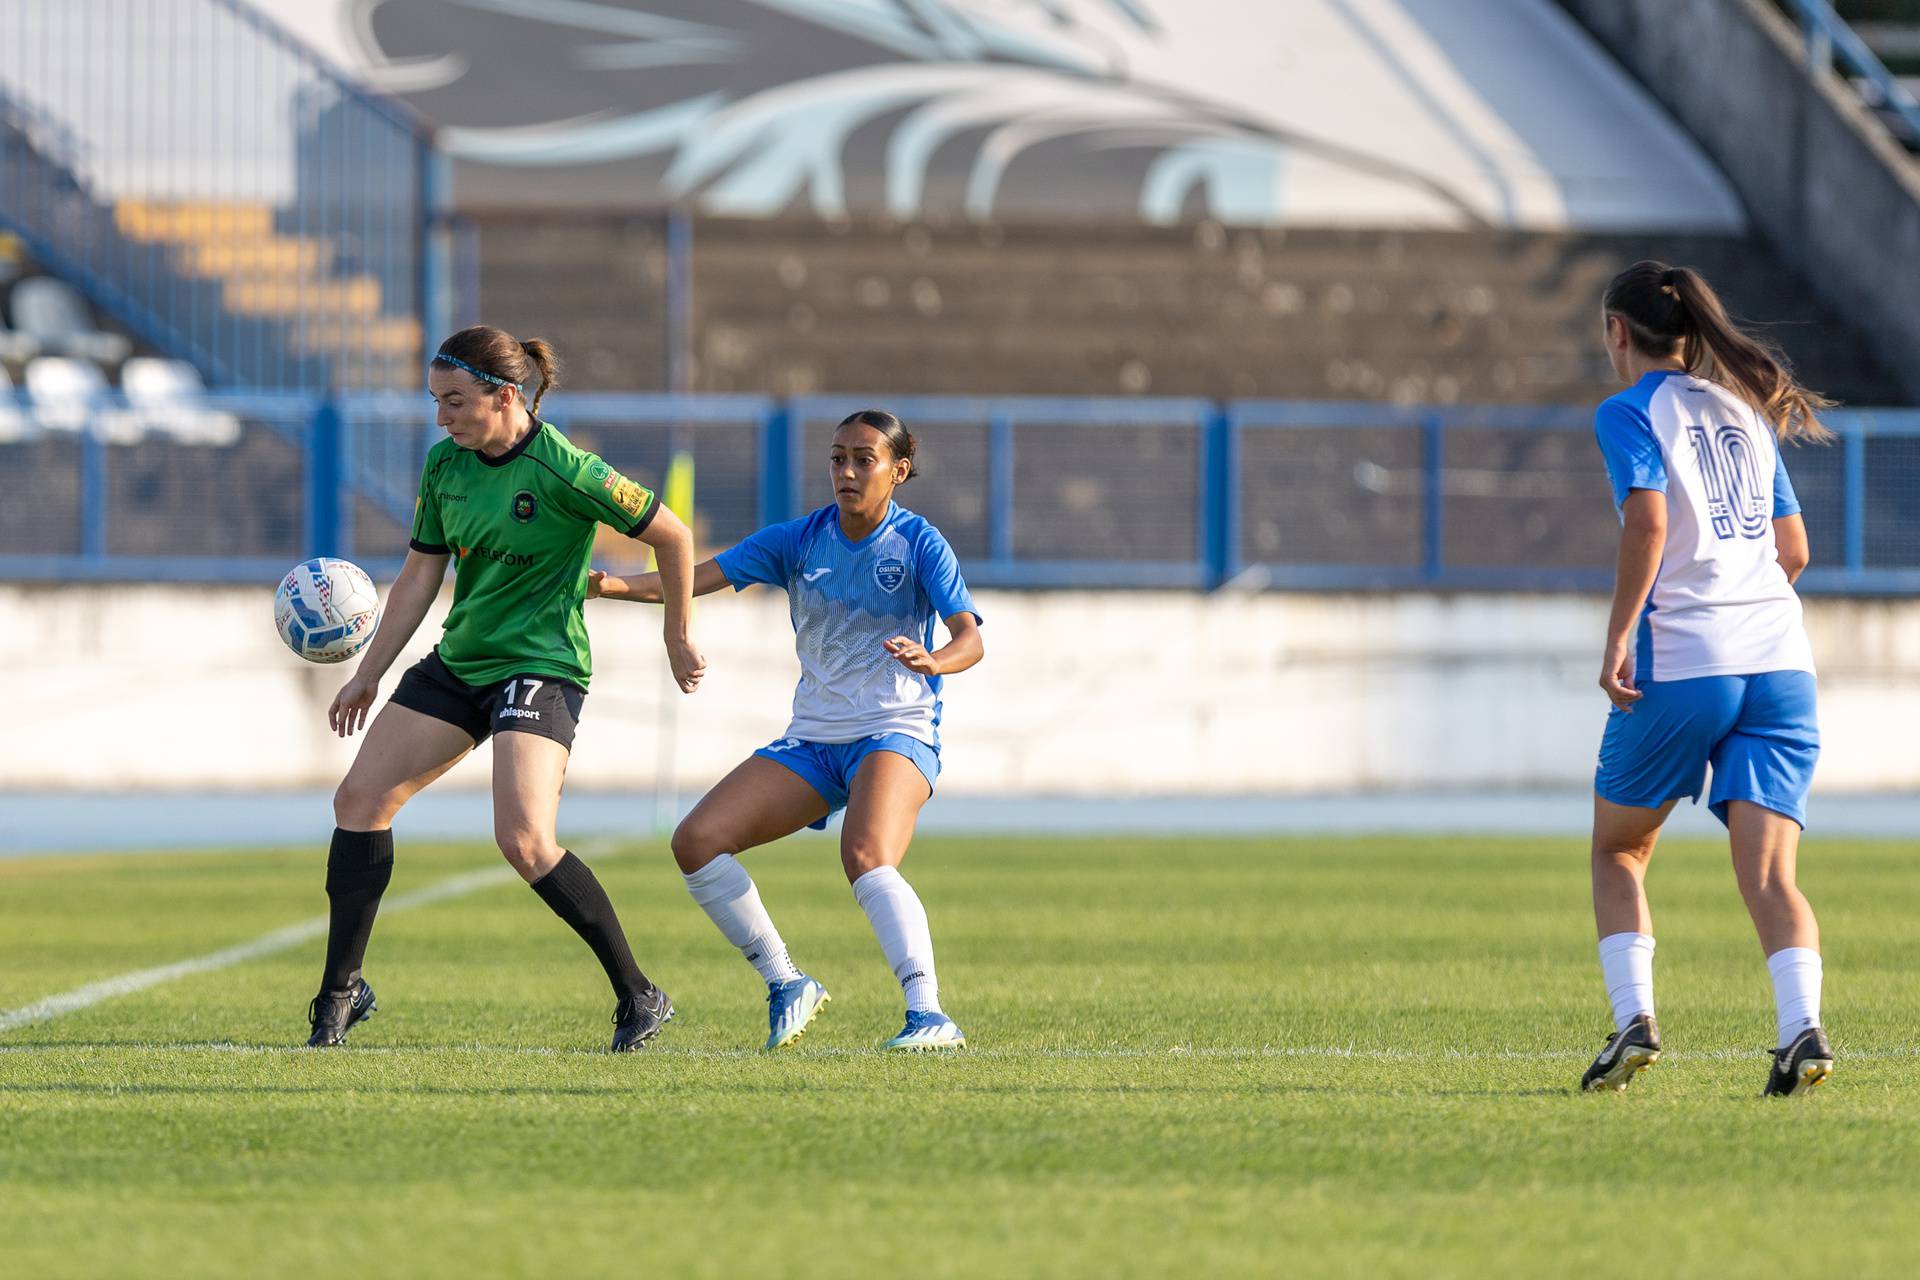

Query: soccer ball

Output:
[274, 557, 380, 664]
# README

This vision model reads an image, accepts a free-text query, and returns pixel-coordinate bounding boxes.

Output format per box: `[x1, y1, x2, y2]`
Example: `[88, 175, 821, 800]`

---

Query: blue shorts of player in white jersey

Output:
[755, 733, 942, 831]
[1595, 670, 1819, 828]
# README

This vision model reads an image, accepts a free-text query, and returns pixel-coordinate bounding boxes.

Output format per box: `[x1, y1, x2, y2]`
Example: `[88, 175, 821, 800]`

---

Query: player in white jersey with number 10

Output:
[591, 409, 984, 1052]
[1579, 261, 1837, 1097]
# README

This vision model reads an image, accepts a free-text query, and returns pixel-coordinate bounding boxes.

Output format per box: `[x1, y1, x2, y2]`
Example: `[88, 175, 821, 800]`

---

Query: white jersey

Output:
[1594, 370, 1814, 682]
[714, 503, 981, 745]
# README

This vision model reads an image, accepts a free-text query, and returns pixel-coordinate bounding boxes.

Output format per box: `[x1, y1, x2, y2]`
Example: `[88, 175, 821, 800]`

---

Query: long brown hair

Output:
[1603, 261, 1833, 444]
[433, 325, 563, 417]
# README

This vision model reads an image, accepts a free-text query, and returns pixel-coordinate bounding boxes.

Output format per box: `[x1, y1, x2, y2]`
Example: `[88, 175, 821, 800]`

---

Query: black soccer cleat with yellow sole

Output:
[1763, 1026, 1834, 1097]
[1581, 1012, 1661, 1092]
[306, 978, 377, 1048]
[610, 986, 674, 1053]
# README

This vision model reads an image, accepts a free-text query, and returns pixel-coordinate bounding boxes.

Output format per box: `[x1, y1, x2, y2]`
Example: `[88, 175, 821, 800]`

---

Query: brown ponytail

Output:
[518, 338, 561, 415]
[432, 326, 563, 416]
[1603, 261, 1833, 445]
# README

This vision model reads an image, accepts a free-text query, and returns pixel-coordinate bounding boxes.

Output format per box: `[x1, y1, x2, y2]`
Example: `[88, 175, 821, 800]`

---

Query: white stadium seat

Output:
[10, 277, 133, 366]
[0, 363, 31, 443]
[0, 308, 40, 363]
[26, 356, 141, 442]
[121, 356, 241, 446]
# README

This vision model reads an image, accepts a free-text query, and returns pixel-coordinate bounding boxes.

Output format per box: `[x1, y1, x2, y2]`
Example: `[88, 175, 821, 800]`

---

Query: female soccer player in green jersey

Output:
[304, 326, 705, 1053]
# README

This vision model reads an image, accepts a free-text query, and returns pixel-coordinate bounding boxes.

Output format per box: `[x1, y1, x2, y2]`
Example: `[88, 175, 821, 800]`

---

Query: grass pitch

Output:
[2, 831, 1917, 1277]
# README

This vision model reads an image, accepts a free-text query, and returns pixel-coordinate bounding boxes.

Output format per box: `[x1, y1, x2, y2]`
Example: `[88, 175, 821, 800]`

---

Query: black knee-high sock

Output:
[321, 828, 394, 992]
[531, 851, 652, 999]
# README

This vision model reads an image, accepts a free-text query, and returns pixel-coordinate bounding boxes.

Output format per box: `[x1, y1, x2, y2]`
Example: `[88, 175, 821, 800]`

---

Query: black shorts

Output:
[389, 650, 587, 750]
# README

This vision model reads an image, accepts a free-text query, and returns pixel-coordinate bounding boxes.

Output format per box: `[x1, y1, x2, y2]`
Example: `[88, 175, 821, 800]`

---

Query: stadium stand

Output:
[472, 215, 1907, 407]
[1812, 0, 1920, 147]
[3, 0, 1916, 586]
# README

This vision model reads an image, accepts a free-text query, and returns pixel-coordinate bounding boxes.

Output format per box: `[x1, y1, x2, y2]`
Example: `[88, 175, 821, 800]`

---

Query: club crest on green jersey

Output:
[511, 490, 538, 523]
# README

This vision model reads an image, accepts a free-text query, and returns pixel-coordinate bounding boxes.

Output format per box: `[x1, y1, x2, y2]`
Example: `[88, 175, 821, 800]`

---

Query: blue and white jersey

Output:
[715, 502, 981, 745]
[1595, 370, 1814, 682]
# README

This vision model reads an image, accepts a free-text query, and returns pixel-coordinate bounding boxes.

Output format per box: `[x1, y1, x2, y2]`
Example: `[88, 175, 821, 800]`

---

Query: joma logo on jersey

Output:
[874, 557, 907, 592]
[457, 545, 538, 567]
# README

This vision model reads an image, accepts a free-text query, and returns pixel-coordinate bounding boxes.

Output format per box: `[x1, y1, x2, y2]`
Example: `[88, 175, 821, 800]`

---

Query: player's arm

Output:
[630, 505, 706, 694]
[886, 611, 984, 678]
[1599, 488, 1666, 710]
[328, 548, 450, 737]
[1774, 513, 1810, 584]
[589, 557, 731, 603]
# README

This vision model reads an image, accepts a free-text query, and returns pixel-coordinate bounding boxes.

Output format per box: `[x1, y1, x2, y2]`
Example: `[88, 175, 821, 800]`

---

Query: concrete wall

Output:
[5, 585, 1917, 795]
[1557, 0, 1920, 402]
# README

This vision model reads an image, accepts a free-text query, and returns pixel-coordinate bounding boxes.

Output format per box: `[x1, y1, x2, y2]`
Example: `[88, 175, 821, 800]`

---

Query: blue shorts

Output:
[754, 733, 941, 830]
[1595, 670, 1819, 828]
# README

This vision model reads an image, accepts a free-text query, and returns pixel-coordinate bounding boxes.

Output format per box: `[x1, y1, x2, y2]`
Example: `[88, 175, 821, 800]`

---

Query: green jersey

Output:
[408, 420, 659, 688]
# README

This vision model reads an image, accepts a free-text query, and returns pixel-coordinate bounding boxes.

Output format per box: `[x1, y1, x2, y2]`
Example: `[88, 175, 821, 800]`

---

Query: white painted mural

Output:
[247, 0, 1745, 231]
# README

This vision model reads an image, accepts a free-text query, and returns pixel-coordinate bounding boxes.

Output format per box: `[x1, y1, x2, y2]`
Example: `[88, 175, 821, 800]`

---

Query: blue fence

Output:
[4, 391, 1920, 594]
[0, 0, 448, 392]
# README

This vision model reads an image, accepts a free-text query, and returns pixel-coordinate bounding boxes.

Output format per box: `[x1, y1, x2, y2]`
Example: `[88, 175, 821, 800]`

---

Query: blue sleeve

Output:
[1593, 399, 1667, 510]
[714, 518, 805, 591]
[916, 525, 980, 625]
[1773, 449, 1802, 518]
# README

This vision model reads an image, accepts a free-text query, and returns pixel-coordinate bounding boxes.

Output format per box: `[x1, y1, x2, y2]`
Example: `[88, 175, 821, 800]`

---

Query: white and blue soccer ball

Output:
[274, 557, 380, 664]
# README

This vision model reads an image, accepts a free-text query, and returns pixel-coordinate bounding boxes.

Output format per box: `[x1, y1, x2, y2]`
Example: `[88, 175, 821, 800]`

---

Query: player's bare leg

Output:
[1727, 801, 1831, 1095]
[674, 758, 832, 1048]
[1582, 796, 1675, 1090]
[843, 752, 960, 1051]
[494, 731, 669, 1051]
[309, 705, 474, 1047]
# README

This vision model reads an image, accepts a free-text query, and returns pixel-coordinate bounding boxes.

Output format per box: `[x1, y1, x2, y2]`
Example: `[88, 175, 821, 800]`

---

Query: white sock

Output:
[1597, 932, 1656, 1033]
[851, 865, 940, 1013]
[682, 854, 802, 985]
[1766, 947, 1823, 1048]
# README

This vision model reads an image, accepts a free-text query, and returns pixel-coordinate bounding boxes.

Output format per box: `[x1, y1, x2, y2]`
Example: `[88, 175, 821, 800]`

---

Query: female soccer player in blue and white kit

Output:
[591, 409, 984, 1051]
[1581, 262, 1834, 1097]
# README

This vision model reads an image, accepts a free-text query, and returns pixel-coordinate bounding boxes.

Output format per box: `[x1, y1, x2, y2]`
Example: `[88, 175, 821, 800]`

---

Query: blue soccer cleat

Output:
[765, 975, 830, 1050]
[884, 1009, 966, 1052]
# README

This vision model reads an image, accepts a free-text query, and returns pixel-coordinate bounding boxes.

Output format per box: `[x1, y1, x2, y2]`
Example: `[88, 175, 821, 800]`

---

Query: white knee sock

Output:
[851, 865, 940, 1013]
[682, 854, 802, 985]
[1766, 947, 1823, 1048]
[1597, 932, 1656, 1032]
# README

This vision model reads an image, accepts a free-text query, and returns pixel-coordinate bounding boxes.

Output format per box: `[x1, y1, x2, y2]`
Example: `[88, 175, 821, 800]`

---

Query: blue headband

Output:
[432, 352, 523, 391]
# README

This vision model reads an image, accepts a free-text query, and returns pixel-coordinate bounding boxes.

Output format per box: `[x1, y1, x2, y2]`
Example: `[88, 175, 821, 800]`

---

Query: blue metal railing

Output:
[1791, 0, 1920, 143]
[5, 391, 1920, 596]
[0, 0, 449, 392]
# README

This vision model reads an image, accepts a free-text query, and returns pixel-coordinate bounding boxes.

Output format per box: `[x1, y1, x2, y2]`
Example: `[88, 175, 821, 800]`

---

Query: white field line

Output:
[0, 842, 622, 1036]
[1, 1043, 1916, 1063]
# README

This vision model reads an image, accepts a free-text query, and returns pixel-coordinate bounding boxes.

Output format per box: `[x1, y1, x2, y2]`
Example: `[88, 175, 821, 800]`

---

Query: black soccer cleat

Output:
[610, 986, 675, 1053]
[306, 978, 377, 1048]
[1763, 1026, 1834, 1097]
[1581, 1012, 1661, 1092]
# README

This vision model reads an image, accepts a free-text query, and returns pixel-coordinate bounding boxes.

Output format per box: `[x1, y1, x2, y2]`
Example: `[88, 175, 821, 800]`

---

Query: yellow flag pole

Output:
[653, 448, 695, 835]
